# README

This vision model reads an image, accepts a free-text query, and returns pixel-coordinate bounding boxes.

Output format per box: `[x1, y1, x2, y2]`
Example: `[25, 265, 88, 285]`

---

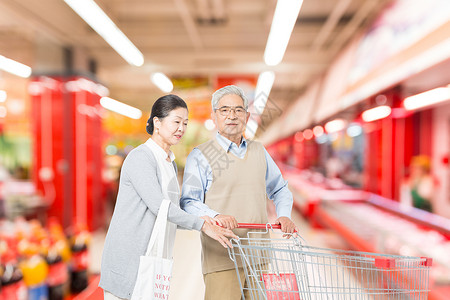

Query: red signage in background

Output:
[30, 76, 105, 230]
[169, 75, 258, 122]
[214, 75, 257, 92]
[215, 75, 258, 111]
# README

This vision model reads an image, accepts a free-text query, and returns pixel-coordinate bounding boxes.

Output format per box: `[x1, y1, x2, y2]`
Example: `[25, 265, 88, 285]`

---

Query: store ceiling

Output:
[0, 0, 390, 129]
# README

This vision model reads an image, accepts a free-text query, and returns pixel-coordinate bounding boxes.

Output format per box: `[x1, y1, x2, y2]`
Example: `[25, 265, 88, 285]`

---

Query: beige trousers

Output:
[203, 268, 252, 300]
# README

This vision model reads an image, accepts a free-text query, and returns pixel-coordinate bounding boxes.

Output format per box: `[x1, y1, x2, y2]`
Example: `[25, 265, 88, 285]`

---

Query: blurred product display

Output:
[0, 180, 46, 221]
[285, 168, 450, 300]
[67, 223, 90, 294]
[0, 218, 90, 300]
[0, 253, 28, 300]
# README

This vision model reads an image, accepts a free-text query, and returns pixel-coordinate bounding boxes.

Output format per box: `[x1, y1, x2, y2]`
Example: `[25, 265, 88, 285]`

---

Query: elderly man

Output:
[181, 85, 297, 299]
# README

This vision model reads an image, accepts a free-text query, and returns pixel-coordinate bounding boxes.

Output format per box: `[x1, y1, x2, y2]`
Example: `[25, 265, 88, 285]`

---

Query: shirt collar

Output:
[144, 138, 176, 162]
[215, 132, 247, 153]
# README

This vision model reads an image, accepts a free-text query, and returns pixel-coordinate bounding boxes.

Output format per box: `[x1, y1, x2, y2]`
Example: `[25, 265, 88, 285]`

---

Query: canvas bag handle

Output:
[145, 199, 171, 258]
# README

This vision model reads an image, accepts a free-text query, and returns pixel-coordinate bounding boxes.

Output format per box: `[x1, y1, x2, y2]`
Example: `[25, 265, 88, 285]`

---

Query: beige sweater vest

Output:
[197, 138, 269, 274]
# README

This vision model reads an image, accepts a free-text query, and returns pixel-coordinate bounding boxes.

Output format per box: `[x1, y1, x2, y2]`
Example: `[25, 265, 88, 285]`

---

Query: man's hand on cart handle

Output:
[214, 214, 239, 229]
[275, 217, 299, 238]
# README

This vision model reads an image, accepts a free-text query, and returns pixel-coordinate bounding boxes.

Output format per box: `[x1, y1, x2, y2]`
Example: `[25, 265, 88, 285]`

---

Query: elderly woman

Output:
[99, 94, 237, 300]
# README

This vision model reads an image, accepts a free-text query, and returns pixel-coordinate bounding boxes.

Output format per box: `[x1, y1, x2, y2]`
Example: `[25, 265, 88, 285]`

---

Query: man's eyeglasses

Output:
[214, 106, 247, 116]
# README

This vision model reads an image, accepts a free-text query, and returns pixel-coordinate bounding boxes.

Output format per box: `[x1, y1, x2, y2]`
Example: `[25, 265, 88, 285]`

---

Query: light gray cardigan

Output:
[99, 144, 205, 299]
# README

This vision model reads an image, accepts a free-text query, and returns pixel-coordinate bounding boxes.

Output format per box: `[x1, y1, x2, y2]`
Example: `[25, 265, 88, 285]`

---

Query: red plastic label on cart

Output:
[262, 273, 300, 300]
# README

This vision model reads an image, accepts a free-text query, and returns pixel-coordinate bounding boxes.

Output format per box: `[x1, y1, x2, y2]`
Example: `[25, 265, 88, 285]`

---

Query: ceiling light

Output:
[325, 119, 346, 133]
[204, 119, 215, 131]
[264, 0, 304, 66]
[63, 0, 144, 67]
[403, 86, 450, 111]
[328, 132, 338, 141]
[248, 71, 275, 137]
[105, 145, 118, 156]
[151, 72, 173, 93]
[0, 55, 32, 78]
[100, 97, 142, 119]
[313, 125, 324, 137]
[0, 90, 6, 102]
[245, 118, 258, 139]
[0, 107, 7, 118]
[294, 131, 304, 142]
[253, 71, 275, 114]
[347, 124, 363, 137]
[315, 134, 328, 144]
[362, 105, 391, 122]
[303, 129, 313, 140]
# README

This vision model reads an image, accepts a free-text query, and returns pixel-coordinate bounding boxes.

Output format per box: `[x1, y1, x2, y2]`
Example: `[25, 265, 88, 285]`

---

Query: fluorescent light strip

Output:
[264, 0, 304, 66]
[0, 107, 7, 118]
[204, 119, 215, 131]
[64, 0, 144, 67]
[0, 90, 6, 102]
[245, 118, 259, 139]
[100, 97, 142, 119]
[246, 71, 275, 138]
[253, 71, 275, 114]
[0, 55, 32, 78]
[404, 86, 450, 111]
[325, 119, 346, 133]
[313, 125, 324, 137]
[303, 129, 313, 140]
[362, 105, 391, 122]
[151, 72, 173, 93]
[347, 124, 362, 137]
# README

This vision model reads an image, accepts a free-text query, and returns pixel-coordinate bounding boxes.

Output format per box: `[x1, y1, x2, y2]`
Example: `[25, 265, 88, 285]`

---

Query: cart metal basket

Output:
[228, 223, 432, 300]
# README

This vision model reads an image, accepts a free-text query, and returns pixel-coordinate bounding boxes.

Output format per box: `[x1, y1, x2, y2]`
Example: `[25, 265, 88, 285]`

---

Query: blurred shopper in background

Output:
[325, 153, 344, 179]
[400, 155, 435, 212]
[99, 95, 237, 300]
[181, 85, 298, 300]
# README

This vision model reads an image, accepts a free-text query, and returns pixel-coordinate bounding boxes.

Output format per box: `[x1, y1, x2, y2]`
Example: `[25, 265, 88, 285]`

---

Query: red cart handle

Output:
[237, 223, 281, 229]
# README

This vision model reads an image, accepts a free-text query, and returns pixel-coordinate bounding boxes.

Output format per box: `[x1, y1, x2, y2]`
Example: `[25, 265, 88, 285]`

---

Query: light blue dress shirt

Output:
[181, 133, 293, 219]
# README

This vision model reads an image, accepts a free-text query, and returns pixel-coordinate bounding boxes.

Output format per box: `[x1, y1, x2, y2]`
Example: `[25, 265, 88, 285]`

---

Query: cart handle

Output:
[238, 223, 299, 233]
[238, 223, 281, 229]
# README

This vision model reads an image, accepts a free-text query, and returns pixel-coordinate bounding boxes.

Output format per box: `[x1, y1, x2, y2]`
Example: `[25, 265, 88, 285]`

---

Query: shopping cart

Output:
[228, 223, 432, 300]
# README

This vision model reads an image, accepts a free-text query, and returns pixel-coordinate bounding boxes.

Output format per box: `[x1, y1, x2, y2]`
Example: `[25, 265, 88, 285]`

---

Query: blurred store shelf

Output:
[282, 167, 450, 300]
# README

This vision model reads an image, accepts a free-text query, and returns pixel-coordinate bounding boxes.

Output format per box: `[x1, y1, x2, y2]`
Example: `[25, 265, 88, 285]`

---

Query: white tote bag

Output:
[131, 199, 173, 300]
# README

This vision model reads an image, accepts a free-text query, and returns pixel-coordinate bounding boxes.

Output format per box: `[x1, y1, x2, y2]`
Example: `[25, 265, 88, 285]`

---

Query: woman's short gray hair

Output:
[211, 85, 248, 110]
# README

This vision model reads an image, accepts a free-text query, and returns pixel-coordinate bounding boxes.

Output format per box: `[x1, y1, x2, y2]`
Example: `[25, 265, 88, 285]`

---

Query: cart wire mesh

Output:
[228, 224, 432, 300]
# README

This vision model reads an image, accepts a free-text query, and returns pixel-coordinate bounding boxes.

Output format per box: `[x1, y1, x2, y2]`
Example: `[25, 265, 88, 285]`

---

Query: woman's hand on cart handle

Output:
[275, 217, 299, 238]
[214, 214, 239, 229]
[201, 222, 238, 248]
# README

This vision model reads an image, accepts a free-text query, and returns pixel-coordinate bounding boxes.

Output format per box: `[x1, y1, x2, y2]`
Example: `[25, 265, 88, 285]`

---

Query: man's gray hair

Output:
[211, 85, 249, 110]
